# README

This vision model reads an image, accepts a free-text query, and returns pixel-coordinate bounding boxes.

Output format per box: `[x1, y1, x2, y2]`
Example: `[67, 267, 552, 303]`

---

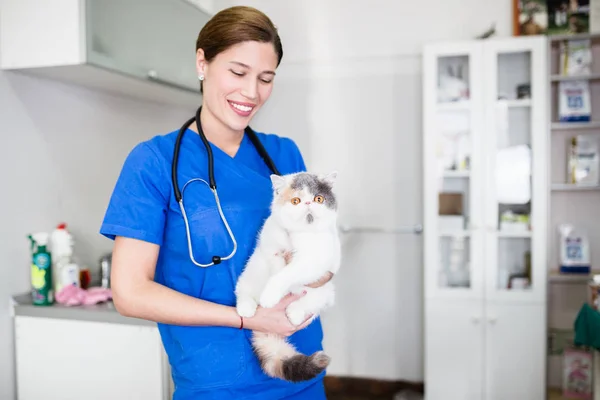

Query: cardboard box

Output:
[439, 193, 463, 215]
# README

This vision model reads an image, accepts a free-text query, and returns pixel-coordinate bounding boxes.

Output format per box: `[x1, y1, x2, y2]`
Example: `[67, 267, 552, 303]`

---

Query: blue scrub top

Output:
[100, 127, 327, 400]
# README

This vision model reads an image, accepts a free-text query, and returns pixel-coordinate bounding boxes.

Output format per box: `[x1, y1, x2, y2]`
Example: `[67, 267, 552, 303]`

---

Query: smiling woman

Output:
[192, 7, 282, 155]
[100, 5, 331, 400]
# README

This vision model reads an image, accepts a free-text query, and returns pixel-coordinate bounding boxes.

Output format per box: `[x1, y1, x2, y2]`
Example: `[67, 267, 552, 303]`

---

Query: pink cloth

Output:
[55, 285, 112, 306]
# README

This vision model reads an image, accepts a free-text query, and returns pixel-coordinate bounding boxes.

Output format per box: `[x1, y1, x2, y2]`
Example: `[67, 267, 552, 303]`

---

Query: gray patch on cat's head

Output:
[290, 173, 337, 210]
[306, 214, 314, 224]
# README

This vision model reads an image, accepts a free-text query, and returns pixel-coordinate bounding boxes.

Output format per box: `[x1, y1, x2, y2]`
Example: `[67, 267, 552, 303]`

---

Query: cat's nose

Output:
[305, 201, 311, 205]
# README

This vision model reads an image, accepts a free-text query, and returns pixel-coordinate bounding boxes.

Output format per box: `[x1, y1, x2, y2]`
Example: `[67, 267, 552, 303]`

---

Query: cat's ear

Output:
[270, 174, 287, 192]
[320, 171, 338, 186]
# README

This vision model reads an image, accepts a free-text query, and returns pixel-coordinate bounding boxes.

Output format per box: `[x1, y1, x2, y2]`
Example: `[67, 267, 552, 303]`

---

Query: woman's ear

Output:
[196, 48, 207, 78]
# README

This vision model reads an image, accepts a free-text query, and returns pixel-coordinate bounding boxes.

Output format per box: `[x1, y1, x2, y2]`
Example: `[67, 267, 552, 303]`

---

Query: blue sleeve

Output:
[99, 142, 170, 245]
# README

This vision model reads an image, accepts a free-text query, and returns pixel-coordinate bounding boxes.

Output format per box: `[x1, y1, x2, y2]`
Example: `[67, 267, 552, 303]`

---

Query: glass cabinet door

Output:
[423, 43, 485, 299]
[85, 0, 210, 92]
[483, 37, 547, 302]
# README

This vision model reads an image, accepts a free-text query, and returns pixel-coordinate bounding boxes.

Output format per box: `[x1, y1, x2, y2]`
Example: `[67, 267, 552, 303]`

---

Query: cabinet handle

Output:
[488, 317, 497, 324]
[471, 316, 480, 324]
[146, 70, 197, 94]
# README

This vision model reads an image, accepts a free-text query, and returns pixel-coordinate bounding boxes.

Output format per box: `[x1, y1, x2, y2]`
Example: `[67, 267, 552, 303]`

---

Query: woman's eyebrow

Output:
[229, 61, 276, 76]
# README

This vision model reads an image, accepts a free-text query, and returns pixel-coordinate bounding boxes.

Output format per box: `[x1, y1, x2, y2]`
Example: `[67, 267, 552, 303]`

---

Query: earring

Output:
[198, 74, 204, 81]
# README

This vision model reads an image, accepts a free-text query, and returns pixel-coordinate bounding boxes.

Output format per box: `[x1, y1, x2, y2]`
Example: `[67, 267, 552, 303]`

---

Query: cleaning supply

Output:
[559, 224, 591, 274]
[49, 223, 80, 295]
[55, 285, 112, 306]
[28, 232, 53, 306]
[567, 135, 599, 185]
[558, 80, 591, 122]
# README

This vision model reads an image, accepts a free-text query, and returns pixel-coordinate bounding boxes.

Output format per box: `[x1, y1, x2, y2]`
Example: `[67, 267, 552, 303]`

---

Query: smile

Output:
[228, 100, 254, 116]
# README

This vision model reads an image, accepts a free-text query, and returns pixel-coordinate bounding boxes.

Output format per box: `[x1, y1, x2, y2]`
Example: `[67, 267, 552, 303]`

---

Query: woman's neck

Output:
[190, 106, 244, 157]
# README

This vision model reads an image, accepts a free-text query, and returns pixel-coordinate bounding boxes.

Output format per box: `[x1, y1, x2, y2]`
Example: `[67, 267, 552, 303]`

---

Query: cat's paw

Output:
[236, 298, 258, 318]
[286, 302, 307, 326]
[259, 286, 285, 309]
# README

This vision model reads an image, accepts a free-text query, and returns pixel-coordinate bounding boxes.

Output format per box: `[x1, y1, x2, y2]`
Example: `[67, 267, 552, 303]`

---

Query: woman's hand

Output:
[243, 292, 313, 336]
[281, 250, 334, 289]
[305, 271, 334, 289]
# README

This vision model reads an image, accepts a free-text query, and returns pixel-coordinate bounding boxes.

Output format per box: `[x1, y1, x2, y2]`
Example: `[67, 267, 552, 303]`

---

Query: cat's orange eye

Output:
[291, 197, 301, 205]
[314, 195, 325, 204]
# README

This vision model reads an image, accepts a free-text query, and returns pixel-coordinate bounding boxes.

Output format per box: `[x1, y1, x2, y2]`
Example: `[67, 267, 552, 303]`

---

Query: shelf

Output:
[497, 231, 532, 238]
[551, 183, 600, 191]
[551, 73, 600, 82]
[551, 121, 600, 130]
[438, 230, 532, 237]
[442, 170, 470, 178]
[436, 101, 470, 111]
[548, 32, 600, 42]
[496, 99, 531, 107]
[548, 270, 599, 284]
[438, 230, 470, 238]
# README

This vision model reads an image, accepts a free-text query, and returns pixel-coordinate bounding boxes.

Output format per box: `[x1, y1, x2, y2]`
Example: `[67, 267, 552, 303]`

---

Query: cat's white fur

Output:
[235, 171, 341, 382]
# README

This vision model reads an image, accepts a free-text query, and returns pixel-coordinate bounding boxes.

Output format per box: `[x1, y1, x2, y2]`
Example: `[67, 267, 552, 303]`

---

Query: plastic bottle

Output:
[50, 223, 80, 295]
[28, 232, 53, 306]
[559, 224, 591, 274]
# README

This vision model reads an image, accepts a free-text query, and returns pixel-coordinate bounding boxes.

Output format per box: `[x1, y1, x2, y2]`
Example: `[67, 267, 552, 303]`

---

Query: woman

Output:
[100, 6, 332, 400]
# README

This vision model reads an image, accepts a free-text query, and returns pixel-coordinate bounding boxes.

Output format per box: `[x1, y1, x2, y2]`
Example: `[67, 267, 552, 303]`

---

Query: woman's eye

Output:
[260, 78, 272, 84]
[314, 195, 325, 204]
[291, 197, 301, 205]
[230, 70, 244, 76]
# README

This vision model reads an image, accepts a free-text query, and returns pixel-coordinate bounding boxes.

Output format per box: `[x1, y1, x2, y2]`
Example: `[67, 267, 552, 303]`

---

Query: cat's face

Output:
[270, 172, 338, 230]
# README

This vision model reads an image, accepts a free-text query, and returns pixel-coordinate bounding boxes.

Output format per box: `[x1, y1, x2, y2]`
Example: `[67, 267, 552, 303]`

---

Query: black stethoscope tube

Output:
[172, 106, 281, 203]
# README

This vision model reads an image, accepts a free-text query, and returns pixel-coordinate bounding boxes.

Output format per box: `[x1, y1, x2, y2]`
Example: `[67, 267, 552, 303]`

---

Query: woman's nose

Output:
[241, 79, 258, 100]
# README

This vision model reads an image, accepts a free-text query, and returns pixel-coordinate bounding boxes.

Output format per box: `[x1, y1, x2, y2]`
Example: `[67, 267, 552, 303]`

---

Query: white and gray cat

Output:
[235, 171, 341, 382]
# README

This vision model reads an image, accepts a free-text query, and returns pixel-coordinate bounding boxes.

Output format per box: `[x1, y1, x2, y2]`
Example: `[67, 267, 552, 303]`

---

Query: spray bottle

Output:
[28, 232, 54, 306]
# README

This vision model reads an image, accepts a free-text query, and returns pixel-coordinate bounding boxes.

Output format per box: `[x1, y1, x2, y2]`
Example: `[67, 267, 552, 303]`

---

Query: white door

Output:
[423, 41, 486, 301]
[484, 302, 546, 400]
[425, 300, 484, 400]
[481, 36, 548, 304]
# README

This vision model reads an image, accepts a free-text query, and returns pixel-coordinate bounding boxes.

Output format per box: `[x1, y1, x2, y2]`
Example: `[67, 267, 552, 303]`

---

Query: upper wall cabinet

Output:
[0, 0, 210, 107]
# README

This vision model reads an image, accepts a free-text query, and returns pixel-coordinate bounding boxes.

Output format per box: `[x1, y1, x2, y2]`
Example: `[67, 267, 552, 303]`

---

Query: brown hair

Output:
[196, 6, 283, 70]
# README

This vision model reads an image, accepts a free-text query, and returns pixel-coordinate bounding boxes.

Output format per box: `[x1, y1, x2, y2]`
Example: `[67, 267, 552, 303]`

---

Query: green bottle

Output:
[28, 232, 54, 306]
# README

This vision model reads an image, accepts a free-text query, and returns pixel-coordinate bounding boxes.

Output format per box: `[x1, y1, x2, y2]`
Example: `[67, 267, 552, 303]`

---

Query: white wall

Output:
[219, 0, 513, 382]
[0, 70, 194, 400]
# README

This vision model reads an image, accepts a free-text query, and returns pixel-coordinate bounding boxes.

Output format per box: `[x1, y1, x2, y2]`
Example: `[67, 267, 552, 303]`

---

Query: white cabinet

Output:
[423, 36, 548, 400]
[425, 300, 484, 400]
[484, 303, 545, 400]
[0, 0, 210, 107]
[14, 316, 172, 400]
[426, 301, 546, 400]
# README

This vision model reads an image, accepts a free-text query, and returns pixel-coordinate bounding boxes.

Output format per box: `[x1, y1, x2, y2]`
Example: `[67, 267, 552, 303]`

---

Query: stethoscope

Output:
[172, 106, 280, 267]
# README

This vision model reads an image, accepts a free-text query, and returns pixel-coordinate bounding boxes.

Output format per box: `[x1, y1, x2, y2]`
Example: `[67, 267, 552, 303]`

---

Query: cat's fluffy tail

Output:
[252, 331, 330, 382]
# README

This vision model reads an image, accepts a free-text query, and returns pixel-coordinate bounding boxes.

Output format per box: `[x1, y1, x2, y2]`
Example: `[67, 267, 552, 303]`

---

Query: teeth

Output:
[230, 102, 252, 112]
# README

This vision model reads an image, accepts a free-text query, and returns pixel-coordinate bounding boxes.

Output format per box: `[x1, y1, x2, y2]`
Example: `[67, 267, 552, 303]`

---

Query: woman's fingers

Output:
[305, 271, 334, 289]
[295, 314, 315, 331]
[276, 291, 306, 309]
